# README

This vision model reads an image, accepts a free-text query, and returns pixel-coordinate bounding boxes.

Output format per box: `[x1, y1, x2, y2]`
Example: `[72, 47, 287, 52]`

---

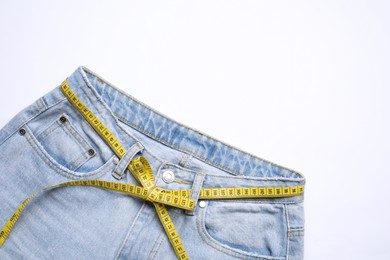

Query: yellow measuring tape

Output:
[0, 80, 304, 259]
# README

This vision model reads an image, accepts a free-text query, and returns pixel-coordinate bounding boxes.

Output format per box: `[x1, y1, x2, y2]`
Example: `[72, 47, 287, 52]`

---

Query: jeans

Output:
[0, 66, 305, 259]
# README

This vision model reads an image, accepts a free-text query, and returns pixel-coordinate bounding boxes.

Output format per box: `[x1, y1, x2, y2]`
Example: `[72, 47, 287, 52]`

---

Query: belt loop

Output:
[112, 142, 144, 180]
[185, 173, 205, 216]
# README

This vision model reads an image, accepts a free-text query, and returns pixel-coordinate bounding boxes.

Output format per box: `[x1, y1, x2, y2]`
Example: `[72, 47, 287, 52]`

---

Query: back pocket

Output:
[36, 113, 95, 171]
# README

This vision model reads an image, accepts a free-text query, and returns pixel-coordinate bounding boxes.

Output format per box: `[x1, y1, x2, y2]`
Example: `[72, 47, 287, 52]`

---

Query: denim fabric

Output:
[0, 66, 305, 259]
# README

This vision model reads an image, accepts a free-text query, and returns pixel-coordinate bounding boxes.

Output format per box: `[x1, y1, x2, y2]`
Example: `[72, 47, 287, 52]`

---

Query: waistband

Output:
[43, 66, 304, 182]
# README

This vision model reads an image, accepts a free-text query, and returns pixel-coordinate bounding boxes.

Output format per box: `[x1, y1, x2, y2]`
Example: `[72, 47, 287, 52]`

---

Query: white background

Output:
[0, 1, 389, 259]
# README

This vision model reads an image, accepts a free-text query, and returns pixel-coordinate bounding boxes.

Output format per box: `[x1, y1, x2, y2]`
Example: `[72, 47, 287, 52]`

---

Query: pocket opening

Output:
[23, 112, 115, 179]
[197, 200, 288, 259]
[35, 113, 95, 171]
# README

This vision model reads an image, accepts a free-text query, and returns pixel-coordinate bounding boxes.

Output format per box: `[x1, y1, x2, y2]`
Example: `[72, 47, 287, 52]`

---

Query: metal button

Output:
[59, 116, 67, 123]
[162, 170, 175, 184]
[199, 201, 206, 208]
[113, 157, 119, 165]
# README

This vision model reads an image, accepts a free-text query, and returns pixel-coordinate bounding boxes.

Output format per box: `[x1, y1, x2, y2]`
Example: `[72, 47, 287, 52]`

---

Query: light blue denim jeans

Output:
[0, 66, 305, 259]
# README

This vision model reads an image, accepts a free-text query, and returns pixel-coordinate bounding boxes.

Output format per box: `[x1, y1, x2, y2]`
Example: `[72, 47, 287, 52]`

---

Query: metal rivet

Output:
[199, 201, 206, 208]
[113, 157, 119, 165]
[88, 149, 95, 156]
[162, 170, 175, 184]
[19, 128, 26, 136]
[59, 116, 67, 123]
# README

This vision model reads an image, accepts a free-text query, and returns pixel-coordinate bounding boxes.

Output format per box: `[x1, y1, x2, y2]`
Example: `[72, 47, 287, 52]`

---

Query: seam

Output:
[69, 153, 97, 172]
[62, 113, 93, 152]
[36, 98, 47, 112]
[173, 177, 191, 185]
[162, 162, 204, 176]
[148, 208, 181, 260]
[76, 72, 109, 124]
[36, 114, 93, 170]
[46, 97, 68, 110]
[288, 234, 304, 238]
[179, 154, 192, 168]
[288, 228, 304, 232]
[199, 199, 304, 204]
[285, 204, 290, 260]
[0, 97, 68, 147]
[185, 173, 205, 215]
[36, 118, 61, 139]
[23, 125, 113, 179]
[117, 115, 243, 176]
[195, 203, 286, 260]
[115, 202, 147, 260]
[143, 147, 164, 164]
[118, 114, 305, 183]
[183, 154, 192, 167]
[288, 229, 304, 238]
[147, 161, 304, 183]
[32, 118, 87, 167]
[189, 176, 198, 199]
[191, 173, 205, 200]
[115, 115, 303, 180]
[203, 174, 304, 182]
[40, 96, 48, 110]
[64, 77, 170, 181]
[77, 69, 142, 153]
[87, 70, 305, 178]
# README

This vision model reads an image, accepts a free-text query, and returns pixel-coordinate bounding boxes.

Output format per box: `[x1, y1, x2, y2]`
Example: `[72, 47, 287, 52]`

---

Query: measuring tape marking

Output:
[154, 203, 189, 259]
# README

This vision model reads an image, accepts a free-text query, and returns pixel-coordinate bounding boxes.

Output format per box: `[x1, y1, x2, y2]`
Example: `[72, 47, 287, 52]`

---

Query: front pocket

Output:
[36, 113, 95, 171]
[197, 200, 288, 259]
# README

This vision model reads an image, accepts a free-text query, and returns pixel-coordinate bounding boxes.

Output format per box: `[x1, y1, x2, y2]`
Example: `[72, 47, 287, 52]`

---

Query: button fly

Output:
[162, 170, 175, 184]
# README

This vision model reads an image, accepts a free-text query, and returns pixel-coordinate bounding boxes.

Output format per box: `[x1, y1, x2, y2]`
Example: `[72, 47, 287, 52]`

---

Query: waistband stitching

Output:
[76, 66, 304, 180]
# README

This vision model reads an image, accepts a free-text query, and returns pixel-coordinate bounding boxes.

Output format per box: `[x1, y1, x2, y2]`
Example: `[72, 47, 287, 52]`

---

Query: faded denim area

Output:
[0, 66, 305, 259]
